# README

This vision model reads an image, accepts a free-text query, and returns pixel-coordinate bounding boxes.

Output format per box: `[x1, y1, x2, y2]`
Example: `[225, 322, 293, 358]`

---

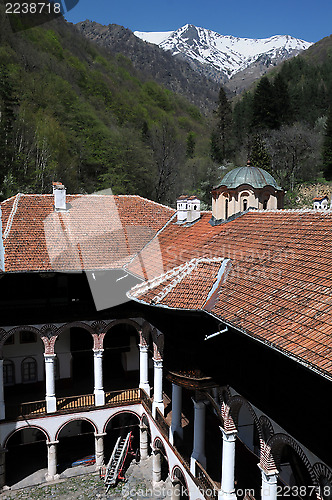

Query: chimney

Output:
[176, 195, 188, 222]
[186, 196, 201, 223]
[52, 182, 66, 211]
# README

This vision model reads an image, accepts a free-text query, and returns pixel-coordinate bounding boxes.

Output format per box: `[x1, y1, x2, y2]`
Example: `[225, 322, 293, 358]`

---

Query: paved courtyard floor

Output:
[1, 456, 173, 499]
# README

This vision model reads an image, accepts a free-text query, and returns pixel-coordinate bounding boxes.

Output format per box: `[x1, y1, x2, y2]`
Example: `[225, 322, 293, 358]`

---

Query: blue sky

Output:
[64, 0, 332, 43]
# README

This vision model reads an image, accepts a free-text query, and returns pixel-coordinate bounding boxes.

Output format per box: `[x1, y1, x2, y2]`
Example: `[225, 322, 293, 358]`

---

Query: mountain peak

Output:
[134, 24, 312, 90]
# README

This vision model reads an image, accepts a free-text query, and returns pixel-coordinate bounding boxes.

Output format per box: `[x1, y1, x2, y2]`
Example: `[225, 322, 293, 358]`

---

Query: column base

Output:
[46, 396, 57, 413]
[190, 454, 207, 475]
[46, 473, 59, 482]
[152, 401, 164, 418]
[139, 383, 151, 397]
[218, 491, 237, 500]
[94, 390, 105, 406]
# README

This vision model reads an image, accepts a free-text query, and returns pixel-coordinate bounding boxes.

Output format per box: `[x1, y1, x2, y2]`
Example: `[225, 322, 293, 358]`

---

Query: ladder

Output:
[104, 432, 132, 492]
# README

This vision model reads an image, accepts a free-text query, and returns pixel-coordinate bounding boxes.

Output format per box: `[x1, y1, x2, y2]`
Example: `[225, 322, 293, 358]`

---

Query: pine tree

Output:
[273, 73, 291, 126]
[322, 107, 332, 180]
[251, 77, 279, 130]
[249, 135, 271, 171]
[211, 85, 233, 163]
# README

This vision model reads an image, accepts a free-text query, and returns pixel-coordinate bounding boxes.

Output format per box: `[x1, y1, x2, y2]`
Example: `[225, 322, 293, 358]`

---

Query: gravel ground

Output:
[0, 457, 173, 499]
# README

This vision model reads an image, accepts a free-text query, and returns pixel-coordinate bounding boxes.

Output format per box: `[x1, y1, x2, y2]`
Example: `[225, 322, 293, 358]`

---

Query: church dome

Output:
[216, 164, 281, 190]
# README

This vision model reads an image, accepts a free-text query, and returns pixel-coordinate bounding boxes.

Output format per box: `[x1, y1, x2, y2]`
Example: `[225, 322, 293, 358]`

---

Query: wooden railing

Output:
[105, 388, 140, 406]
[57, 393, 95, 412]
[141, 389, 153, 414]
[195, 461, 218, 500]
[155, 408, 169, 439]
[6, 399, 47, 419]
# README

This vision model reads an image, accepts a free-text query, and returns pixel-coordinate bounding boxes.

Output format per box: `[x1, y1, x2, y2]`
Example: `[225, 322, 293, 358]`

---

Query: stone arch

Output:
[265, 433, 317, 486]
[55, 417, 97, 441]
[103, 409, 140, 434]
[0, 325, 41, 353]
[172, 465, 189, 492]
[259, 415, 274, 444]
[313, 462, 332, 483]
[56, 321, 94, 338]
[153, 436, 169, 482]
[4, 425, 50, 449]
[105, 319, 142, 335]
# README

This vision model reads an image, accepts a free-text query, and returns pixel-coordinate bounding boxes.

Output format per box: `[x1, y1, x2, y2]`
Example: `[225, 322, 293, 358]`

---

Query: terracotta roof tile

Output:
[127, 210, 332, 379]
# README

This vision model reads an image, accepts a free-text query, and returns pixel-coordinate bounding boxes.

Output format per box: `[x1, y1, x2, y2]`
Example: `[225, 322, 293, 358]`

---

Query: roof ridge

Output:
[130, 256, 224, 302]
[3, 193, 21, 240]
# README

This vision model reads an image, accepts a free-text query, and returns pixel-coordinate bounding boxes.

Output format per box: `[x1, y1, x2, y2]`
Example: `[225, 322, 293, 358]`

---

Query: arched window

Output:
[22, 357, 37, 383]
[243, 199, 248, 211]
[3, 359, 15, 385]
[225, 199, 228, 219]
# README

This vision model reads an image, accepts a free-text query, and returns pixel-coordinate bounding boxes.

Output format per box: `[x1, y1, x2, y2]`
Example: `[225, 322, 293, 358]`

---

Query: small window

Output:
[20, 331, 37, 344]
[263, 200, 268, 210]
[4, 335, 14, 345]
[22, 357, 37, 383]
[243, 199, 248, 211]
[225, 199, 228, 219]
[4, 360, 15, 385]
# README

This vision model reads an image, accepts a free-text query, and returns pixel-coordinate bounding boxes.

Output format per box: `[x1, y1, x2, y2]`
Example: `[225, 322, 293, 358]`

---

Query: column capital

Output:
[139, 343, 149, 352]
[94, 432, 107, 438]
[93, 348, 104, 355]
[46, 440, 59, 446]
[44, 353, 56, 360]
[191, 398, 206, 409]
[152, 357, 163, 367]
[220, 426, 237, 441]
[258, 463, 279, 481]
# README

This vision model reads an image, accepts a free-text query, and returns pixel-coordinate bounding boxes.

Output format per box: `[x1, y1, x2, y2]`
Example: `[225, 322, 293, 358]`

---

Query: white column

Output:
[0, 447, 6, 488]
[44, 354, 57, 413]
[94, 432, 106, 469]
[0, 359, 5, 420]
[140, 424, 149, 460]
[152, 449, 162, 484]
[169, 383, 183, 445]
[93, 349, 105, 406]
[171, 480, 182, 500]
[219, 427, 237, 500]
[139, 344, 150, 396]
[260, 466, 278, 500]
[152, 358, 164, 417]
[46, 440, 59, 480]
[190, 399, 206, 474]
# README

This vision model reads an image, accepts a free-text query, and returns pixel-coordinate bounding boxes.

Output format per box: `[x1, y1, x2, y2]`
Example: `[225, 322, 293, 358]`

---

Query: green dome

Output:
[216, 165, 281, 190]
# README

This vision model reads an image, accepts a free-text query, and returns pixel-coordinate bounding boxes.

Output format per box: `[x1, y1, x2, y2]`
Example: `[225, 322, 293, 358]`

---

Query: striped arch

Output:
[313, 462, 332, 484]
[263, 433, 317, 485]
[56, 321, 95, 337]
[103, 409, 140, 434]
[4, 424, 50, 449]
[55, 417, 98, 440]
[222, 395, 262, 442]
[0, 325, 41, 350]
[172, 465, 189, 492]
[105, 319, 142, 335]
[153, 436, 169, 462]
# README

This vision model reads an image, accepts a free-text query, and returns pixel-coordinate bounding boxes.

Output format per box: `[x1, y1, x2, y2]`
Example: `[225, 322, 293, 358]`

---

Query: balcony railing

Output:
[6, 399, 47, 420]
[155, 408, 169, 439]
[195, 461, 218, 500]
[57, 393, 95, 412]
[105, 388, 140, 406]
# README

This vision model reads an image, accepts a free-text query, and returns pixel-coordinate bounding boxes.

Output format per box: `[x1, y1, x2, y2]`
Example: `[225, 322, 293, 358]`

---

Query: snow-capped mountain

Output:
[134, 24, 312, 90]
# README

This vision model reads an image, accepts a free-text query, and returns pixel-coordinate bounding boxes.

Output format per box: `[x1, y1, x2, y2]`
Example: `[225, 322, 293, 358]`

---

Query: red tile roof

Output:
[1, 194, 175, 272]
[127, 209, 332, 379]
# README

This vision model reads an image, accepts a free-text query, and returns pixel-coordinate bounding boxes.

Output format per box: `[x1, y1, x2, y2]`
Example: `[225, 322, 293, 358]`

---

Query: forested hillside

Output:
[214, 34, 332, 202]
[0, 7, 216, 204]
